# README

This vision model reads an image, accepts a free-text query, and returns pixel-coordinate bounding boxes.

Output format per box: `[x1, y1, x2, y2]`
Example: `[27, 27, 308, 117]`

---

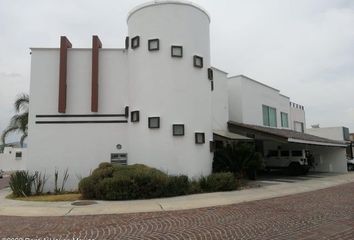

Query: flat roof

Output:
[127, 0, 211, 22]
[228, 121, 348, 147]
[228, 74, 281, 93]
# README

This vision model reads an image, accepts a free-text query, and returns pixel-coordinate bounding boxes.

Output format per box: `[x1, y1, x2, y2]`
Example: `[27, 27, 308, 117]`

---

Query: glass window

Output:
[148, 117, 160, 129]
[193, 55, 203, 68]
[208, 68, 213, 80]
[281, 112, 289, 128]
[267, 150, 278, 157]
[173, 124, 184, 136]
[263, 105, 277, 127]
[148, 39, 159, 51]
[15, 152, 22, 159]
[171, 46, 183, 58]
[131, 36, 140, 49]
[280, 150, 290, 157]
[294, 121, 304, 133]
[292, 150, 303, 157]
[195, 132, 205, 144]
[131, 111, 139, 123]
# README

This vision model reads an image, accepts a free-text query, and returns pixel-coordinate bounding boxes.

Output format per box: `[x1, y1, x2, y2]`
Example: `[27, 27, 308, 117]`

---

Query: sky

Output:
[0, 0, 353, 142]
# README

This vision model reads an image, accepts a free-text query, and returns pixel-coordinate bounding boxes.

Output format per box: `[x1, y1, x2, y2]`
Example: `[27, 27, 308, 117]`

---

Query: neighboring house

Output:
[307, 126, 353, 159]
[0, 146, 26, 172]
[27, 0, 348, 190]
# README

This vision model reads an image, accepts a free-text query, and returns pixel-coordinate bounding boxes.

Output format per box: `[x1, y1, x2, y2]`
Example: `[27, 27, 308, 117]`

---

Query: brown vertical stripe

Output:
[58, 36, 72, 113]
[91, 35, 102, 112]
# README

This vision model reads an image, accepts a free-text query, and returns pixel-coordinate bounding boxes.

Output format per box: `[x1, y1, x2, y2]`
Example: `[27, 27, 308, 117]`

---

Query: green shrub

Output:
[79, 164, 239, 200]
[165, 175, 190, 196]
[213, 143, 263, 179]
[78, 177, 97, 199]
[199, 172, 238, 192]
[98, 162, 113, 169]
[9, 171, 35, 197]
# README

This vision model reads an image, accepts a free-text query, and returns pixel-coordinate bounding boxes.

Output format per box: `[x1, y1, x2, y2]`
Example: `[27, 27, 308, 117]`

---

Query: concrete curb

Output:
[0, 173, 353, 217]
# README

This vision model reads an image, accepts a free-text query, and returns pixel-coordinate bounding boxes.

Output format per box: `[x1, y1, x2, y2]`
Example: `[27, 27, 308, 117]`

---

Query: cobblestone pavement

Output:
[0, 177, 9, 190]
[0, 182, 353, 240]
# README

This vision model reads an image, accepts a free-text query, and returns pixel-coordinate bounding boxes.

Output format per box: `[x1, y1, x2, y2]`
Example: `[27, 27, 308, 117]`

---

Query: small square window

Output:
[131, 36, 140, 49]
[208, 68, 213, 80]
[173, 124, 184, 136]
[148, 117, 160, 129]
[131, 111, 140, 122]
[193, 55, 203, 68]
[211, 80, 214, 91]
[15, 152, 22, 159]
[195, 132, 205, 144]
[148, 39, 159, 51]
[125, 36, 129, 50]
[171, 46, 183, 58]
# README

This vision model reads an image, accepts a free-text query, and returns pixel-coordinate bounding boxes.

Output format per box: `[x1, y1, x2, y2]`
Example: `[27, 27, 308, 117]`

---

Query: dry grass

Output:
[7, 193, 81, 202]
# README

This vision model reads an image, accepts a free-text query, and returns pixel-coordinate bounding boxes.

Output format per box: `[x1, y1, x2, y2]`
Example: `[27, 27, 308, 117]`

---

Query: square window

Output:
[131, 111, 140, 122]
[148, 39, 159, 51]
[195, 132, 205, 144]
[208, 68, 213, 80]
[173, 124, 184, 136]
[171, 46, 183, 58]
[193, 55, 203, 68]
[131, 36, 140, 49]
[125, 36, 129, 50]
[148, 117, 160, 129]
[15, 152, 22, 159]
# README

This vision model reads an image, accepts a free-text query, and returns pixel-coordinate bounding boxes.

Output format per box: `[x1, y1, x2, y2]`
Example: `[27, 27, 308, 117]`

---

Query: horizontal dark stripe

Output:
[36, 114, 126, 118]
[36, 120, 128, 124]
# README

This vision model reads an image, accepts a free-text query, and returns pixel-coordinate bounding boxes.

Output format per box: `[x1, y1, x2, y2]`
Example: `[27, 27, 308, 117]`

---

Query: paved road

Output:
[0, 182, 353, 240]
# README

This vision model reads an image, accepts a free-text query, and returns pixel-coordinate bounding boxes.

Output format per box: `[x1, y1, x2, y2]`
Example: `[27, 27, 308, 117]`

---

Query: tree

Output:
[1, 94, 29, 147]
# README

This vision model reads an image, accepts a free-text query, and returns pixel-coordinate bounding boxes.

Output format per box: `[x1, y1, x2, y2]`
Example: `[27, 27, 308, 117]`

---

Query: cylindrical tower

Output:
[127, 1, 212, 177]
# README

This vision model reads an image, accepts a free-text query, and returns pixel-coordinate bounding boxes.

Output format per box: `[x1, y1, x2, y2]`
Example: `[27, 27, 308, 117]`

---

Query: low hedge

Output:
[79, 163, 239, 200]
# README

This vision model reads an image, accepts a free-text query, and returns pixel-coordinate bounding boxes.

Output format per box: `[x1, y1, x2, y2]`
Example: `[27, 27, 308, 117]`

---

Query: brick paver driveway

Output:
[1, 182, 353, 240]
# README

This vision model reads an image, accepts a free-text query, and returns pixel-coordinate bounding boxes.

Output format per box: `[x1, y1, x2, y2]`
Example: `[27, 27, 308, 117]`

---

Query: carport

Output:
[227, 121, 348, 173]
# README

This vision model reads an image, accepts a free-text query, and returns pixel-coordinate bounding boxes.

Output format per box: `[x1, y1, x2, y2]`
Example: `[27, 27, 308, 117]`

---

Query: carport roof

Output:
[228, 121, 348, 147]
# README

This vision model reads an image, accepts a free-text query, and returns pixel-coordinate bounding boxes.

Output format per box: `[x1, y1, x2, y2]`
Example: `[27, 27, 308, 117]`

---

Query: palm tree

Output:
[1, 94, 29, 147]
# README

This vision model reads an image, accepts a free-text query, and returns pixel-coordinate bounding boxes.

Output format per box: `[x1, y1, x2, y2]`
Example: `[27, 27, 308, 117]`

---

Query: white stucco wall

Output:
[308, 145, 347, 173]
[212, 67, 229, 131]
[290, 105, 306, 131]
[28, 49, 129, 190]
[0, 147, 26, 172]
[126, 2, 213, 178]
[228, 75, 290, 129]
[306, 127, 347, 141]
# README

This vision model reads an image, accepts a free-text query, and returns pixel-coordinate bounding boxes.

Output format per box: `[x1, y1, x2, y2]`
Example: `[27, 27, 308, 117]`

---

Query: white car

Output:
[348, 159, 354, 171]
[264, 149, 311, 175]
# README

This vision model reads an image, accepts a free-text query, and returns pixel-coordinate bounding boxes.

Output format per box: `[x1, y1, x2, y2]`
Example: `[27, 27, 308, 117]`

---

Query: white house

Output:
[0, 146, 26, 172]
[27, 0, 348, 191]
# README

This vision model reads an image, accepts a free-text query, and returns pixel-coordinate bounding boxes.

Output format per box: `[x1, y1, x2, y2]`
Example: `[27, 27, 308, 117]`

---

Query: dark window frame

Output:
[195, 132, 205, 144]
[131, 111, 140, 123]
[125, 36, 129, 49]
[211, 80, 214, 91]
[171, 45, 183, 58]
[193, 55, 203, 68]
[15, 152, 22, 158]
[173, 124, 185, 136]
[131, 36, 140, 49]
[208, 68, 213, 80]
[148, 117, 160, 129]
[148, 39, 160, 51]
